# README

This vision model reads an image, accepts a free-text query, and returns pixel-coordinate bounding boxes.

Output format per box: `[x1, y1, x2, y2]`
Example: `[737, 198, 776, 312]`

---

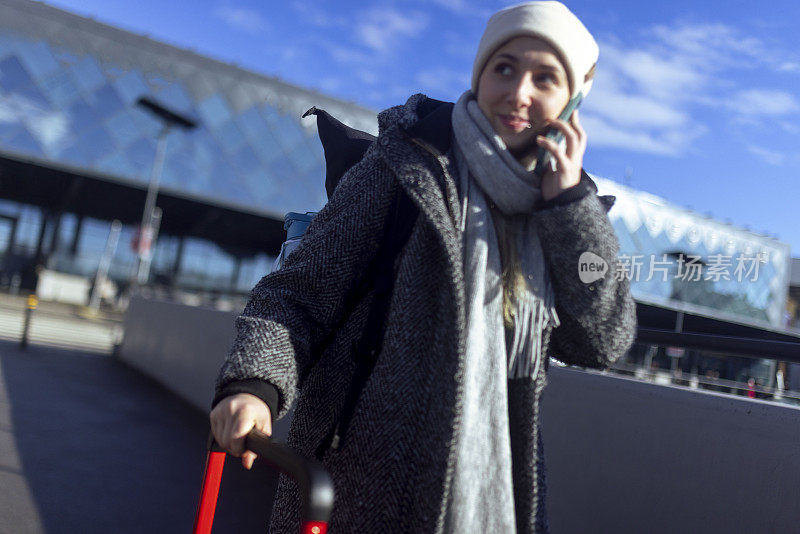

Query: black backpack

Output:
[281, 107, 418, 454]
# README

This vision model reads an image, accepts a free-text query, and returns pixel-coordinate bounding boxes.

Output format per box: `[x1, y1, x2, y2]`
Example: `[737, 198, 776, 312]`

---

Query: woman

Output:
[210, 2, 636, 533]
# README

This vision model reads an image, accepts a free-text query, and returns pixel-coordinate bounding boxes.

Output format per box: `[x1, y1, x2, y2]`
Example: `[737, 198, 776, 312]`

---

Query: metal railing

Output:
[599, 327, 800, 404]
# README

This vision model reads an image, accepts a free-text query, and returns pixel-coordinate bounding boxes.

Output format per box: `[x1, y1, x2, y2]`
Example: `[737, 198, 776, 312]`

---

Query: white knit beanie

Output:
[471, 1, 599, 99]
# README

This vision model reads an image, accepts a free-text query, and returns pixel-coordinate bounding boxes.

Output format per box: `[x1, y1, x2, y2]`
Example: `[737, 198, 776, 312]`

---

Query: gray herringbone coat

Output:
[216, 94, 637, 533]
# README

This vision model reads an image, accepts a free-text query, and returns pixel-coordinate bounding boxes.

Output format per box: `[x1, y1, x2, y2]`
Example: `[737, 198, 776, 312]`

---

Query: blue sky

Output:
[47, 0, 800, 256]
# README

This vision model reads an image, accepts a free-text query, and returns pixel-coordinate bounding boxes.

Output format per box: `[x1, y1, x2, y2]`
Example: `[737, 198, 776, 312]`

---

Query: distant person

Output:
[747, 377, 756, 398]
[210, 2, 636, 532]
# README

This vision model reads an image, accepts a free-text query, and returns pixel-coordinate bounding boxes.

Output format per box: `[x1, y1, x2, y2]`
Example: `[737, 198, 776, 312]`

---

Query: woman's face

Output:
[477, 36, 571, 159]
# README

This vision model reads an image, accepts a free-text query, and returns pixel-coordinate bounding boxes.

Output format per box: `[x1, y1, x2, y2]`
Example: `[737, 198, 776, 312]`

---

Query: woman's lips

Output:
[498, 114, 531, 132]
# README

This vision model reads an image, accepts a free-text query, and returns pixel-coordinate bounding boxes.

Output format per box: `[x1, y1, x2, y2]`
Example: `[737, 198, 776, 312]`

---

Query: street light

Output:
[133, 96, 198, 287]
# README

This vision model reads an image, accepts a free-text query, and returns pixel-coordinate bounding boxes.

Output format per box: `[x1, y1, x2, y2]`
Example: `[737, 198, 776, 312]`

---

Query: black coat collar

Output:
[403, 98, 455, 156]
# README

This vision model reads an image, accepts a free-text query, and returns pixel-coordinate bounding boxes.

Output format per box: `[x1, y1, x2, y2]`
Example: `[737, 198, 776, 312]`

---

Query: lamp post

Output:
[89, 219, 121, 311]
[133, 96, 197, 288]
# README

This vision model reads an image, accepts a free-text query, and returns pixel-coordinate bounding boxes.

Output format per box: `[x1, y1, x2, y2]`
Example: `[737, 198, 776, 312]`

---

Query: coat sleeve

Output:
[533, 186, 637, 369]
[215, 146, 398, 419]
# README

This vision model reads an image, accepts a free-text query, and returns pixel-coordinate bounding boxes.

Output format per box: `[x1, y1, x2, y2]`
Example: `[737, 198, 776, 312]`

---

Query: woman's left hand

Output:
[536, 109, 586, 202]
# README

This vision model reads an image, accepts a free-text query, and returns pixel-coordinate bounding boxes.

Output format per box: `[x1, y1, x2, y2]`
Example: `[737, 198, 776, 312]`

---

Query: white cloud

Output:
[363, 85, 413, 107]
[263, 41, 308, 65]
[416, 67, 469, 99]
[778, 62, 800, 73]
[779, 121, 800, 135]
[289, 1, 347, 28]
[746, 145, 786, 166]
[648, 23, 765, 68]
[649, 22, 800, 76]
[580, 113, 676, 155]
[355, 9, 427, 54]
[587, 84, 690, 129]
[327, 43, 372, 65]
[319, 9, 428, 73]
[581, 113, 705, 157]
[356, 69, 378, 85]
[584, 37, 704, 155]
[213, 7, 268, 34]
[726, 89, 800, 116]
[429, 0, 464, 8]
[582, 20, 800, 157]
[600, 43, 706, 101]
[319, 77, 343, 93]
[427, 0, 492, 19]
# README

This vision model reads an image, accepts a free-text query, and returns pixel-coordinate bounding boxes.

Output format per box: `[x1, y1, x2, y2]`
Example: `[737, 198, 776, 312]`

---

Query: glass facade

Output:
[0, 0, 377, 297]
[0, 6, 379, 214]
[594, 176, 791, 328]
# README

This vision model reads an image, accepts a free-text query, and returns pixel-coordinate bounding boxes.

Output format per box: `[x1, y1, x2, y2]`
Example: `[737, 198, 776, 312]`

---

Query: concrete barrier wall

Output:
[119, 296, 295, 440]
[121, 296, 800, 532]
[119, 296, 236, 411]
[542, 366, 800, 533]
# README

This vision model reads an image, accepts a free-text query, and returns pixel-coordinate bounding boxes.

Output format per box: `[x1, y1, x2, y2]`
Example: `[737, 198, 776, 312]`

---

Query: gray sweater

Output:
[216, 93, 637, 533]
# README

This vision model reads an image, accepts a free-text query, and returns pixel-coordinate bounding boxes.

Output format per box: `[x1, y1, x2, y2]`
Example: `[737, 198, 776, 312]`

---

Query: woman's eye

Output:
[536, 73, 557, 84]
[495, 63, 513, 76]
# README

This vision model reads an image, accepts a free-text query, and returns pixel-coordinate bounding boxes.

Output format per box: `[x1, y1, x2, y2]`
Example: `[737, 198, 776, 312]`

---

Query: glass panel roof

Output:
[0, 1, 377, 220]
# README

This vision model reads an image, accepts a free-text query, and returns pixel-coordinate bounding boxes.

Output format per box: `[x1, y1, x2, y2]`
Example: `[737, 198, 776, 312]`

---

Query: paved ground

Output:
[0, 339, 277, 533]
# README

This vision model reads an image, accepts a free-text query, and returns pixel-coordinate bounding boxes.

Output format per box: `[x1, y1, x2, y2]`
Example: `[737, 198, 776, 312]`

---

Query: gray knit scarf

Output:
[441, 90, 560, 533]
[453, 90, 560, 379]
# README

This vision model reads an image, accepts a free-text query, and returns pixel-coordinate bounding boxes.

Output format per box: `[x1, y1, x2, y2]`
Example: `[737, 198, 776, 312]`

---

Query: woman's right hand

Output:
[210, 393, 272, 470]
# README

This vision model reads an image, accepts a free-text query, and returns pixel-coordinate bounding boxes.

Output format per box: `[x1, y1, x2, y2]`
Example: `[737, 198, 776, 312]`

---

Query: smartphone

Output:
[533, 93, 584, 178]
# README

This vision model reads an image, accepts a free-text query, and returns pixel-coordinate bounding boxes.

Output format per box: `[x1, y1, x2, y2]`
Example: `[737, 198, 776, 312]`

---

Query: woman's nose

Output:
[508, 75, 535, 109]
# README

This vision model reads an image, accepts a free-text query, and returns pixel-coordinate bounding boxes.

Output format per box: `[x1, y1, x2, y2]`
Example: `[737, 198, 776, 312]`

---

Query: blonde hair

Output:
[491, 209, 527, 329]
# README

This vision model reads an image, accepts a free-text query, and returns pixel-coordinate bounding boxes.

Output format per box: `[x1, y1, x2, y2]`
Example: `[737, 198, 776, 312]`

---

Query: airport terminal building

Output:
[0, 0, 377, 301]
[0, 0, 798, 376]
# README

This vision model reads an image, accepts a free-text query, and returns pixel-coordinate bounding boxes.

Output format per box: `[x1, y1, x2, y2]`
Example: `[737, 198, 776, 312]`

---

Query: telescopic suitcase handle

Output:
[193, 429, 334, 534]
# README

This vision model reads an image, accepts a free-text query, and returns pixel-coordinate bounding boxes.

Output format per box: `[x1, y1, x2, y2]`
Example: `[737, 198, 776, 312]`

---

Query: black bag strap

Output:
[353, 188, 417, 361]
[317, 187, 418, 454]
[302, 105, 419, 454]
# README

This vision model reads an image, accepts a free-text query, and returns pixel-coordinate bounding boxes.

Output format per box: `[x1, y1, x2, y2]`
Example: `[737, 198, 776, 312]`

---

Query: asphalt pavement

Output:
[0, 338, 277, 533]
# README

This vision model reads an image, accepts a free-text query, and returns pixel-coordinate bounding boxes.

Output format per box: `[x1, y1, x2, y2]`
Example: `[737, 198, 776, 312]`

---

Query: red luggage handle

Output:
[193, 429, 334, 534]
